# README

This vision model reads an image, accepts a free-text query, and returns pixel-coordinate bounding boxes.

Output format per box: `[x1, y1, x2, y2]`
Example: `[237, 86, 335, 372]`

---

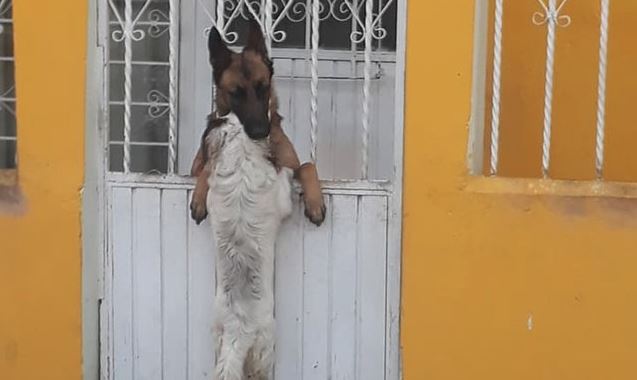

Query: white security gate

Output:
[98, 1, 405, 379]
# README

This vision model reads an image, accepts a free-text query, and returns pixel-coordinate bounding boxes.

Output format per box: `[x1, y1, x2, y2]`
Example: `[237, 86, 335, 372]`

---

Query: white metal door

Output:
[99, 1, 406, 379]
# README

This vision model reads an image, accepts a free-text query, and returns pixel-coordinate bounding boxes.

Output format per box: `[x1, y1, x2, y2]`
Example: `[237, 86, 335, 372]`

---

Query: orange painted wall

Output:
[483, 1, 637, 180]
[0, 2, 87, 380]
[402, 1, 637, 379]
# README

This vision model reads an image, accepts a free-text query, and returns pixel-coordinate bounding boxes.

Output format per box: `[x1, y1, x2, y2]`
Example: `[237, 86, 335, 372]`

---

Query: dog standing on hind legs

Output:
[189, 21, 326, 380]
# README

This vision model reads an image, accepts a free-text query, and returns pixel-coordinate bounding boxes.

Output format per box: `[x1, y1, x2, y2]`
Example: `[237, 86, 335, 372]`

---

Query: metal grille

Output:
[0, 0, 16, 170]
[107, 0, 398, 180]
[470, 0, 625, 181]
[108, 0, 177, 174]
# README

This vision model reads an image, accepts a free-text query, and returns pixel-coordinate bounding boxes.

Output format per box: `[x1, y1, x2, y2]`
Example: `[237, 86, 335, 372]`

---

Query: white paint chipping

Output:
[527, 313, 534, 331]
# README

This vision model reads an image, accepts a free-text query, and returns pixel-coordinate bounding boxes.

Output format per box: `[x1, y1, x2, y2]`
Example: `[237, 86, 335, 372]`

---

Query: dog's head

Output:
[208, 20, 274, 140]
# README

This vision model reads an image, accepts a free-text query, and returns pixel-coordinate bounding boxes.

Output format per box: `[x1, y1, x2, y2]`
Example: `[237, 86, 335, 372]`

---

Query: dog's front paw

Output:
[190, 198, 208, 225]
[303, 194, 326, 227]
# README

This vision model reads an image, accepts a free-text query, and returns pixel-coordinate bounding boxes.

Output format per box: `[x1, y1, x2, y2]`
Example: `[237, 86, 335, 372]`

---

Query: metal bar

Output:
[350, 0, 359, 76]
[213, 0, 225, 115]
[595, 0, 610, 179]
[310, 0, 320, 163]
[0, 0, 11, 22]
[167, 0, 180, 174]
[489, 0, 504, 175]
[109, 101, 170, 106]
[123, 0, 133, 173]
[361, 0, 373, 179]
[110, 141, 171, 146]
[270, 0, 296, 44]
[540, 0, 557, 178]
[304, 0, 311, 51]
[109, 21, 171, 26]
[377, 0, 383, 50]
[275, 75, 384, 81]
[270, 47, 396, 62]
[533, 0, 570, 178]
[216, 0, 225, 32]
[110, 60, 171, 66]
[264, 0, 273, 51]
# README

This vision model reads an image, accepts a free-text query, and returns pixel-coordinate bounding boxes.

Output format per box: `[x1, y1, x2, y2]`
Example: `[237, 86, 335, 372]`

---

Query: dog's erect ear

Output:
[245, 19, 269, 60]
[208, 26, 232, 84]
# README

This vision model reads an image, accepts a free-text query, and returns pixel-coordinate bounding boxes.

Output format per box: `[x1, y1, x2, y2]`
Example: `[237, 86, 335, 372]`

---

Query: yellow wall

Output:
[402, 1, 637, 379]
[0, 2, 86, 379]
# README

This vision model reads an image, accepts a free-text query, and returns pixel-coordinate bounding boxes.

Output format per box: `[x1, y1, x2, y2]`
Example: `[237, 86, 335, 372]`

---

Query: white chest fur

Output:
[204, 112, 293, 379]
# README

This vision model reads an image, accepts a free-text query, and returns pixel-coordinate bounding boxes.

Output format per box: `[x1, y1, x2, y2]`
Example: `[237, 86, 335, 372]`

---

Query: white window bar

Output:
[264, 0, 272, 49]
[168, 0, 180, 174]
[345, 0, 394, 179]
[595, 0, 610, 179]
[532, 0, 571, 178]
[349, 0, 359, 74]
[269, 1, 295, 44]
[216, 0, 225, 33]
[0, 0, 10, 33]
[310, 0, 320, 163]
[489, 0, 504, 176]
[361, 0, 373, 179]
[109, 0, 152, 173]
[109, 0, 178, 174]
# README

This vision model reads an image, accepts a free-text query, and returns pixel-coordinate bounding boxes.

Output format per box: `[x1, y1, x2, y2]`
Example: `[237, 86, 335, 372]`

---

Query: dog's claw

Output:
[190, 200, 208, 225]
[304, 196, 326, 227]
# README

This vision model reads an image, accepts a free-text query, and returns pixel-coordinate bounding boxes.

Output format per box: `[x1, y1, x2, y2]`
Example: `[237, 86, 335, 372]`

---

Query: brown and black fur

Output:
[189, 20, 326, 226]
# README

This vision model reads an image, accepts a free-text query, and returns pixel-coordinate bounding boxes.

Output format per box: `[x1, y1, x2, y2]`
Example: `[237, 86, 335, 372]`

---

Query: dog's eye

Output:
[255, 82, 270, 97]
[231, 86, 246, 98]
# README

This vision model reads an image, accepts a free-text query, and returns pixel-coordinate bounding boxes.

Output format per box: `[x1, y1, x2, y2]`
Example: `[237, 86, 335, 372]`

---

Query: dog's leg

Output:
[295, 162, 326, 226]
[270, 125, 326, 226]
[268, 124, 300, 169]
[190, 165, 210, 225]
[190, 115, 228, 223]
[215, 318, 255, 380]
[244, 317, 275, 380]
[190, 147, 206, 177]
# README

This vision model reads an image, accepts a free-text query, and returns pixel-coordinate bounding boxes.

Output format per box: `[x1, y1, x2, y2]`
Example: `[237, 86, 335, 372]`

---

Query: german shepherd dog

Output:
[189, 26, 326, 227]
[189, 21, 326, 380]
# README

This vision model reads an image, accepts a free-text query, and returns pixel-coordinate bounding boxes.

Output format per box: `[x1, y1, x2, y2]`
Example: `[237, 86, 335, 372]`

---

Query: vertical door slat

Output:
[275, 199, 305, 380]
[329, 195, 358, 379]
[302, 195, 333, 380]
[356, 196, 388, 380]
[132, 188, 163, 380]
[112, 187, 134, 380]
[187, 192, 216, 380]
[161, 189, 189, 379]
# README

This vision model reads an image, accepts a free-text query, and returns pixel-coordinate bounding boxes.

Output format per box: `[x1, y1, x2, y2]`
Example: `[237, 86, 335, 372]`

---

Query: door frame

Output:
[83, 0, 109, 379]
[82, 1, 408, 379]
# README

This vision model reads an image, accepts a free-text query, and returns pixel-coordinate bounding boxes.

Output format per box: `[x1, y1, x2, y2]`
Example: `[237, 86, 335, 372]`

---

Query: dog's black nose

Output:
[245, 126, 270, 140]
